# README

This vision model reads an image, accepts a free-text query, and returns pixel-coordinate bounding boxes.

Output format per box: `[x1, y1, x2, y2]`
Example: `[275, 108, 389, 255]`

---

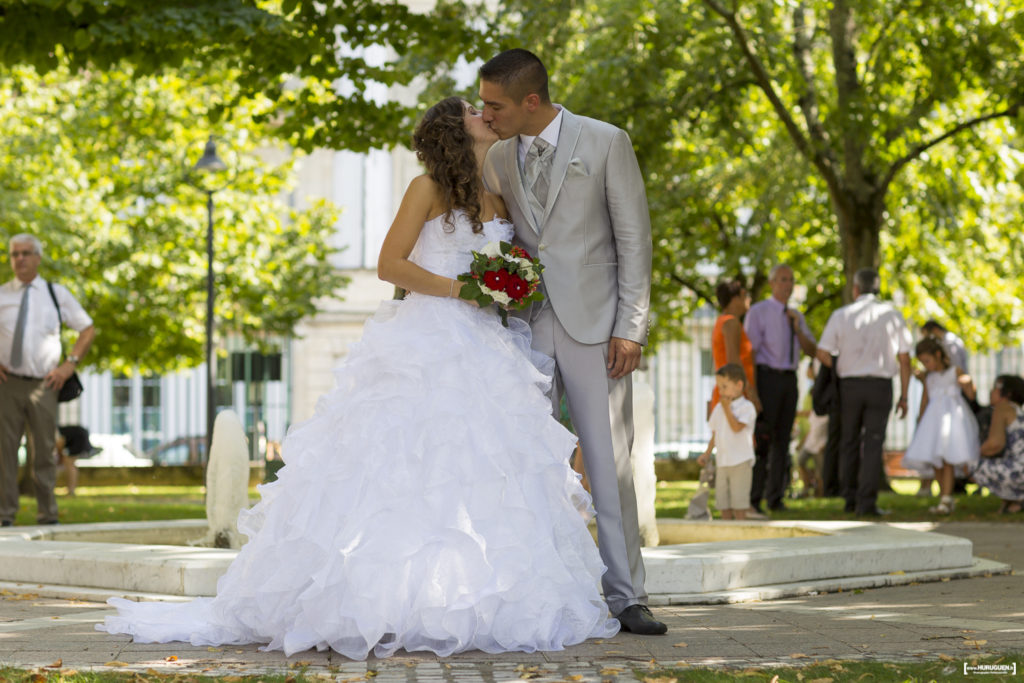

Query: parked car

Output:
[146, 436, 207, 466]
[76, 434, 153, 467]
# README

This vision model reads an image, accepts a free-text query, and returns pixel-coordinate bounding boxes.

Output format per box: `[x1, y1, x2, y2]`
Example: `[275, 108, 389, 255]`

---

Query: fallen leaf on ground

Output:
[938, 654, 956, 662]
[600, 668, 623, 675]
[809, 678, 833, 683]
[673, 642, 688, 648]
[964, 639, 987, 648]
[789, 653, 809, 659]
[104, 661, 129, 667]
[207, 646, 222, 652]
[289, 660, 312, 668]
[43, 659, 61, 669]
[642, 677, 677, 683]
[164, 655, 178, 662]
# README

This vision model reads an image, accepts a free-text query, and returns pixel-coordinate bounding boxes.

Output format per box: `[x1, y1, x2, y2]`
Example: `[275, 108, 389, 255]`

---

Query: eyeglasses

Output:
[9, 250, 37, 258]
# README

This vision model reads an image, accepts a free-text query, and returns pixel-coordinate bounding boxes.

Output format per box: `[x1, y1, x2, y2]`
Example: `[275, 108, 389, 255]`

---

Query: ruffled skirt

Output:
[98, 295, 619, 658]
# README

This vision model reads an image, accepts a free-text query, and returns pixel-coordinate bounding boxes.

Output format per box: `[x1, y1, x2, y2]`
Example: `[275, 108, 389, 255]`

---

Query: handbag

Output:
[46, 282, 84, 403]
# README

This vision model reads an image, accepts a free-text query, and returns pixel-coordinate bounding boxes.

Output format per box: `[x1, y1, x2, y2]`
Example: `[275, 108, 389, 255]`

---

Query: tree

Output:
[0, 0, 486, 152]
[483, 0, 1024, 347]
[0, 59, 347, 373]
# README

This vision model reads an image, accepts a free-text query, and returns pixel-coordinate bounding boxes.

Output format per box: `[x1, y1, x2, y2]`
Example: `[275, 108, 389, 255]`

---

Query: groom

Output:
[479, 49, 664, 635]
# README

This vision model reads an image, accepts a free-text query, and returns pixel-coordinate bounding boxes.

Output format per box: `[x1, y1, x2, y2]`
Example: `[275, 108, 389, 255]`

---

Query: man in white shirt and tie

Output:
[0, 234, 94, 526]
[816, 268, 911, 517]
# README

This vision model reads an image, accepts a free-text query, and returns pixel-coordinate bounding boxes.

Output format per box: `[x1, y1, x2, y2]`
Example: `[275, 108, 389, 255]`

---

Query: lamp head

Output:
[193, 136, 227, 173]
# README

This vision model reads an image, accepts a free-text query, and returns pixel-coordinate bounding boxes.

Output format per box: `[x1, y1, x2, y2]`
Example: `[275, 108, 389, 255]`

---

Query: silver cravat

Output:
[524, 137, 555, 222]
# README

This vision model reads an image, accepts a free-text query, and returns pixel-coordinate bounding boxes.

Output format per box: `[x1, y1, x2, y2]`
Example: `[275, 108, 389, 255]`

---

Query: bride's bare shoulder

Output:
[405, 175, 446, 216]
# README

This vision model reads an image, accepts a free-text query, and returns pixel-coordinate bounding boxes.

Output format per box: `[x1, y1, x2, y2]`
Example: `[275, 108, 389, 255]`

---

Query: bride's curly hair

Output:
[412, 96, 483, 233]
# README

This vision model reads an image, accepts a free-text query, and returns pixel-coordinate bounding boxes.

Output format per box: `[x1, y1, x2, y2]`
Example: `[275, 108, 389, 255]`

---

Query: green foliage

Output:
[0, 59, 348, 373]
[477, 0, 1024, 349]
[0, 0, 492, 152]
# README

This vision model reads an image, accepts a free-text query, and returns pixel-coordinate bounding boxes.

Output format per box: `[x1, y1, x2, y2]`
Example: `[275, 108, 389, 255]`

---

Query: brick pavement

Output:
[1, 522, 1021, 681]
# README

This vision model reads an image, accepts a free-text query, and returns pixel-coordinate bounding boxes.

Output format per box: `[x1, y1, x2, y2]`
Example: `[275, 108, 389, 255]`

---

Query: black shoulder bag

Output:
[46, 282, 84, 403]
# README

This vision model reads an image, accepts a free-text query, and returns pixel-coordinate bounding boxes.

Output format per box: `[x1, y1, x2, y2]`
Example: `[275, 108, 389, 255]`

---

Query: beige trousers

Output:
[0, 376, 59, 523]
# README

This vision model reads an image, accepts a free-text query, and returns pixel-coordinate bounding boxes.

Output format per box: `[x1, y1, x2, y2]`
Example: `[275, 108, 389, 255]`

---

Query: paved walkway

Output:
[1, 522, 1021, 680]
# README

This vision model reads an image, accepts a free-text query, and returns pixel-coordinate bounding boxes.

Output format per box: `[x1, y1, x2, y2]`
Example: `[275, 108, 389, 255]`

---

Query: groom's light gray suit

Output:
[482, 106, 653, 614]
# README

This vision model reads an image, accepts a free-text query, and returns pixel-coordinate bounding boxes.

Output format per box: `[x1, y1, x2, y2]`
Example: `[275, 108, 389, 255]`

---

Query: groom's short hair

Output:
[479, 49, 550, 104]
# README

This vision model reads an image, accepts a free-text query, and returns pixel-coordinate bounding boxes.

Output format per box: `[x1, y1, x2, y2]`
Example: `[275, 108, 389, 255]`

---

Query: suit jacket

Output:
[811, 357, 839, 416]
[482, 107, 653, 346]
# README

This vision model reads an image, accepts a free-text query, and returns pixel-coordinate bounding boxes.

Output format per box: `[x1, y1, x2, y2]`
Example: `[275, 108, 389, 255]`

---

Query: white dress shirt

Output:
[818, 294, 912, 379]
[0, 276, 92, 377]
[517, 107, 564, 170]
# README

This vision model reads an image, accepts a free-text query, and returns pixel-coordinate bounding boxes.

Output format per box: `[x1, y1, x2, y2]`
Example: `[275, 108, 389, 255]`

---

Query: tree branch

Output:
[863, 0, 912, 86]
[792, 3, 834, 158]
[702, 0, 841, 195]
[670, 273, 715, 304]
[883, 85, 939, 145]
[830, 0, 868, 190]
[881, 101, 1024, 190]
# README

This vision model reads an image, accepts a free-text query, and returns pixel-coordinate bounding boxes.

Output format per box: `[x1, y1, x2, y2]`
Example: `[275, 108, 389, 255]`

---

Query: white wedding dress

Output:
[98, 210, 619, 659]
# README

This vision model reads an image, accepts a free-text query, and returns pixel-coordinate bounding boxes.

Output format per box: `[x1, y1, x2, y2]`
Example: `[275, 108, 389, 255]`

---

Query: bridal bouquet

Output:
[457, 241, 545, 326]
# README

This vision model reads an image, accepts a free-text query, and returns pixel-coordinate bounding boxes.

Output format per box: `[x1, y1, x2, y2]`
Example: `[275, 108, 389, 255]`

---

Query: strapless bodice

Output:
[408, 210, 514, 279]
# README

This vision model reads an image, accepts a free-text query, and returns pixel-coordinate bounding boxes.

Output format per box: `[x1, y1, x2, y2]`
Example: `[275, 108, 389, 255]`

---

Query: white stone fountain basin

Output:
[0, 519, 1007, 604]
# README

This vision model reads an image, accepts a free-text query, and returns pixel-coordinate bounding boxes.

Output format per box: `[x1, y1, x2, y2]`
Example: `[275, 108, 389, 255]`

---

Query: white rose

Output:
[480, 242, 503, 258]
[479, 284, 512, 306]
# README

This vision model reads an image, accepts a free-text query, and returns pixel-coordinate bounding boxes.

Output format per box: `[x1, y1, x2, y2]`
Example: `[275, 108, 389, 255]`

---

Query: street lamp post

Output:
[187, 136, 230, 452]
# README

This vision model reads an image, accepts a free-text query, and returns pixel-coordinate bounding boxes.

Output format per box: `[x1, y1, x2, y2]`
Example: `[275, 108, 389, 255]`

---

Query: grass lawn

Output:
[13, 486, 219, 526]
[11, 477, 1021, 526]
[655, 477, 1022, 523]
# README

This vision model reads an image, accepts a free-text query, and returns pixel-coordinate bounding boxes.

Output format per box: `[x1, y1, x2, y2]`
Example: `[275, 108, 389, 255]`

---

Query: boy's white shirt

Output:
[708, 396, 756, 467]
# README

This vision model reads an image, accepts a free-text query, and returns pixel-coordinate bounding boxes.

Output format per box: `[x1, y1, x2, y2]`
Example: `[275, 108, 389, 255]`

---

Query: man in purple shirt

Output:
[744, 265, 817, 512]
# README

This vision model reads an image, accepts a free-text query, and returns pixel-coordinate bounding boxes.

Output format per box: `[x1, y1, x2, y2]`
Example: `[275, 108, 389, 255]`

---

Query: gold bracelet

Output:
[449, 279, 456, 298]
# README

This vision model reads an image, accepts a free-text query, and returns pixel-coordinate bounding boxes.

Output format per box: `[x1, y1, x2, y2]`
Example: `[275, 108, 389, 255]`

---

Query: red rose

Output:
[506, 274, 529, 301]
[484, 269, 509, 291]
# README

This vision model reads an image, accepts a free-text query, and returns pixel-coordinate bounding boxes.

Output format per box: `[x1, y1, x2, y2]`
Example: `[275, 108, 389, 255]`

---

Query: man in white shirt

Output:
[816, 268, 911, 517]
[0, 234, 94, 526]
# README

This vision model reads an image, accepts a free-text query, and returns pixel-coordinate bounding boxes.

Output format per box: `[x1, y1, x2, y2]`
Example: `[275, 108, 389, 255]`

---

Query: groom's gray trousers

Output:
[529, 303, 648, 615]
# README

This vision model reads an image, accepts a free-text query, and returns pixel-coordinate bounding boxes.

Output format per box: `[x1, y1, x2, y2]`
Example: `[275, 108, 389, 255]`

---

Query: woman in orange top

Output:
[710, 279, 760, 416]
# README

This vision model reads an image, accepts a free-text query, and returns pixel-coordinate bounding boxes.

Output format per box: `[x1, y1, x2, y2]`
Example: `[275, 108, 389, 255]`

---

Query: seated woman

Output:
[971, 375, 1024, 514]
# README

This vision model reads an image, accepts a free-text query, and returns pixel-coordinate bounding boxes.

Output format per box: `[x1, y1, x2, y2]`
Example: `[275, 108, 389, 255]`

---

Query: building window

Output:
[111, 374, 131, 434]
[140, 374, 162, 452]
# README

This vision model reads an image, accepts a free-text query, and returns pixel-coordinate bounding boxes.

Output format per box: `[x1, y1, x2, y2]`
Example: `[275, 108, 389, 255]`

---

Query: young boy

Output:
[697, 363, 758, 520]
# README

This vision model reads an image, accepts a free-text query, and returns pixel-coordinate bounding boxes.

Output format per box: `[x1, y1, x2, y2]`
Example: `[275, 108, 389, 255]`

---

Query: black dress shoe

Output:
[768, 502, 788, 512]
[616, 605, 667, 635]
[857, 507, 891, 517]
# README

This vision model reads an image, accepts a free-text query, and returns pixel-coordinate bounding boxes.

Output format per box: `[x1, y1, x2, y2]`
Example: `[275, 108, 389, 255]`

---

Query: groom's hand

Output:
[607, 337, 642, 379]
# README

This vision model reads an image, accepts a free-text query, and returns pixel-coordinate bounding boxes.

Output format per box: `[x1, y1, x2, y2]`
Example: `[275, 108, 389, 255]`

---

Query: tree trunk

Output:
[833, 189, 886, 302]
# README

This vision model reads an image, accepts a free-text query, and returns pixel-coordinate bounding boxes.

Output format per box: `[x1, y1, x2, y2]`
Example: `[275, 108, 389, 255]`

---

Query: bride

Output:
[98, 96, 620, 659]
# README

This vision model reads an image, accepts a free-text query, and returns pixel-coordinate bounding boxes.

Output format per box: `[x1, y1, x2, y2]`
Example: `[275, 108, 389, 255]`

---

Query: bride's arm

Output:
[378, 176, 466, 299]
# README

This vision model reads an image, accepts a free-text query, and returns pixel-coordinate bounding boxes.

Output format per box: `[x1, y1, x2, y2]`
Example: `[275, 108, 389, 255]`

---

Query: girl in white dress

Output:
[97, 97, 619, 659]
[902, 337, 979, 514]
